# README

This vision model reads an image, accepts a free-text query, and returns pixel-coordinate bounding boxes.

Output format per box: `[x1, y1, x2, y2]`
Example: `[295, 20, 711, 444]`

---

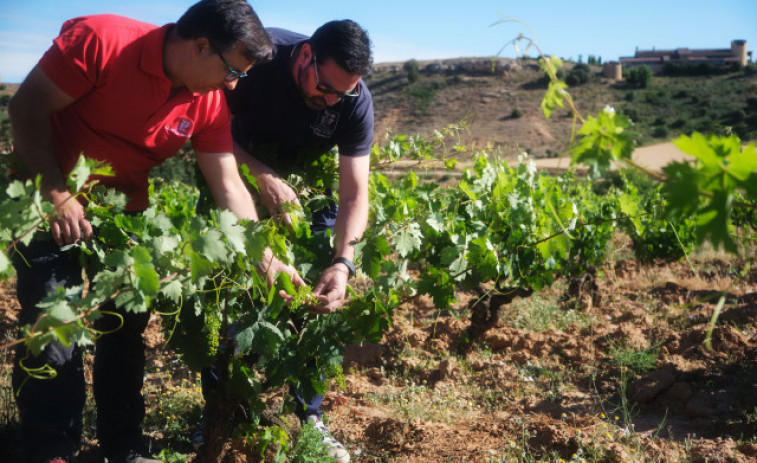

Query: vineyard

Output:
[2, 46, 757, 462]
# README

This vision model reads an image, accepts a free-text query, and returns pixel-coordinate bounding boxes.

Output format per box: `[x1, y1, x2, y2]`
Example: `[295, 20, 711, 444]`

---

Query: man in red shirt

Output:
[7, 1, 301, 462]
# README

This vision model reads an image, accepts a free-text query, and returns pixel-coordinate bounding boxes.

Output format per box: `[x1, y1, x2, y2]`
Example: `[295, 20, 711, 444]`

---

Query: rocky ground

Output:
[1, 240, 757, 462]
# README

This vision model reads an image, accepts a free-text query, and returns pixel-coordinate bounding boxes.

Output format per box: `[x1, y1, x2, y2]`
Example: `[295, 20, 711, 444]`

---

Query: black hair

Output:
[176, 0, 273, 63]
[310, 20, 373, 76]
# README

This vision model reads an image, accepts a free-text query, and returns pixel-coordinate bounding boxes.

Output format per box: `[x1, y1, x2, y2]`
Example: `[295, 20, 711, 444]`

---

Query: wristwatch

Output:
[331, 256, 356, 278]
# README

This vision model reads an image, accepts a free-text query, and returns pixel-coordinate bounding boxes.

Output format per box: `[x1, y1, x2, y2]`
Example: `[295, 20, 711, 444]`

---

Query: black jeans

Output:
[12, 239, 150, 463]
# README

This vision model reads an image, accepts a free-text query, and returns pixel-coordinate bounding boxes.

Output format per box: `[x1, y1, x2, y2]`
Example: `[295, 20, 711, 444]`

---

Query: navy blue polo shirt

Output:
[226, 28, 374, 177]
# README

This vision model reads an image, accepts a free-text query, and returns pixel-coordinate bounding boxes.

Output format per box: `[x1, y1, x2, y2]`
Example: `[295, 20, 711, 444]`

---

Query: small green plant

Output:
[511, 107, 524, 118]
[290, 420, 334, 463]
[155, 448, 189, 463]
[608, 344, 659, 377]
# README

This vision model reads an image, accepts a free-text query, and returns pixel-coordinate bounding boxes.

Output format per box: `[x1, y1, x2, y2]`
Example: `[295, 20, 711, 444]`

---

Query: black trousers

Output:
[12, 239, 150, 463]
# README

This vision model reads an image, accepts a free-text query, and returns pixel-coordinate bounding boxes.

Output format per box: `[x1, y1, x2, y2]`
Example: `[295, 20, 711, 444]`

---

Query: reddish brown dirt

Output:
[1, 251, 757, 462]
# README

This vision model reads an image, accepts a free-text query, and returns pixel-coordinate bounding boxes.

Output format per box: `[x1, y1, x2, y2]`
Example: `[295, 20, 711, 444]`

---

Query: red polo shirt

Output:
[39, 14, 233, 211]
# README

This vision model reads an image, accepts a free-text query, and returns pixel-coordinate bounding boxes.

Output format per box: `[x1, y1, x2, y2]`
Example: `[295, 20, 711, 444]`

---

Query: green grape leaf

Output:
[235, 325, 255, 355]
[98, 221, 130, 247]
[469, 237, 499, 281]
[217, 210, 246, 254]
[0, 252, 10, 277]
[66, 155, 93, 192]
[46, 300, 77, 323]
[572, 108, 634, 178]
[103, 249, 131, 269]
[132, 246, 159, 298]
[194, 229, 229, 264]
[618, 192, 643, 233]
[662, 161, 701, 218]
[441, 245, 468, 279]
[392, 223, 422, 258]
[695, 190, 736, 253]
[360, 235, 390, 280]
[160, 280, 183, 303]
[541, 79, 567, 119]
[417, 266, 456, 310]
[190, 252, 213, 285]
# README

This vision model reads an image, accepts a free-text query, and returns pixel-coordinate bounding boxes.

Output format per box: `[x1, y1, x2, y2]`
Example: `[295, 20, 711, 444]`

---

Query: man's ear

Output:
[299, 42, 312, 63]
[194, 37, 212, 57]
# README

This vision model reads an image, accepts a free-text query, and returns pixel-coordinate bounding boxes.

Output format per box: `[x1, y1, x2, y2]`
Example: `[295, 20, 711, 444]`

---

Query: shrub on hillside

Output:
[651, 126, 669, 138]
[669, 118, 686, 129]
[510, 108, 524, 118]
[566, 63, 593, 87]
[403, 59, 419, 84]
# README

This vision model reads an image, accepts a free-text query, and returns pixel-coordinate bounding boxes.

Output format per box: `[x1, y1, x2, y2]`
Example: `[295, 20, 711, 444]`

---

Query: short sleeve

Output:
[337, 87, 374, 157]
[38, 17, 103, 99]
[191, 91, 234, 154]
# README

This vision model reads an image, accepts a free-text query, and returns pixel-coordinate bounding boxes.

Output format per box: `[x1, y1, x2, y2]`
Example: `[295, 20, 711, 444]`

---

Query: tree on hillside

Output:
[627, 65, 652, 88]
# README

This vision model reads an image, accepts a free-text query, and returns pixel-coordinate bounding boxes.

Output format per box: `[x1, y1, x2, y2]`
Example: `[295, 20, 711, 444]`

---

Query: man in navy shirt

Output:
[227, 21, 373, 303]
[206, 20, 374, 463]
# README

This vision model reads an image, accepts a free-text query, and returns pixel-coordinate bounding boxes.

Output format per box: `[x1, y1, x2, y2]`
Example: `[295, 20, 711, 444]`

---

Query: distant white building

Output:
[620, 40, 751, 73]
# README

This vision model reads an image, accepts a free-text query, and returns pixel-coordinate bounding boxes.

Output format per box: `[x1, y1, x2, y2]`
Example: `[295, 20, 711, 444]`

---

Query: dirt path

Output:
[523, 141, 693, 173]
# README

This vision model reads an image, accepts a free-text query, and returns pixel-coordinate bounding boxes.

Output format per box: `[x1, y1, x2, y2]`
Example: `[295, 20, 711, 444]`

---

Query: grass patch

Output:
[504, 293, 590, 332]
[365, 378, 481, 424]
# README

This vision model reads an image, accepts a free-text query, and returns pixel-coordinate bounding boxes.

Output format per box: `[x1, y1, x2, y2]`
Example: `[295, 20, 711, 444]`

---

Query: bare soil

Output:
[1, 243, 756, 462]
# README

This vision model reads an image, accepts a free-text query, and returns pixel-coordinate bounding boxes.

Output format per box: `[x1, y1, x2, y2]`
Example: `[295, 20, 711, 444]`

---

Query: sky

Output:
[1, 0, 755, 83]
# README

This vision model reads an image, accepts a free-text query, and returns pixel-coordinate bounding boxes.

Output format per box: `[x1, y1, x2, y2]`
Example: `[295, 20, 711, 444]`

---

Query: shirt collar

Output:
[140, 23, 173, 81]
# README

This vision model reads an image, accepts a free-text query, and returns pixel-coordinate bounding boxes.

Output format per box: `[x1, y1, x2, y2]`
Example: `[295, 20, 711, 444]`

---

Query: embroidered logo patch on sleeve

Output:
[167, 117, 194, 138]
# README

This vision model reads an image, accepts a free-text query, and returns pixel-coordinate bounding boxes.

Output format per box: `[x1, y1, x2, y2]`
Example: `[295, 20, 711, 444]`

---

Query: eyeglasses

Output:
[312, 55, 360, 98]
[211, 43, 248, 83]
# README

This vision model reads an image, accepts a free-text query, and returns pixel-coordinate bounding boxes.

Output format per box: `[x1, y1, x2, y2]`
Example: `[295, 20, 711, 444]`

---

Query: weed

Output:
[155, 448, 189, 462]
[290, 420, 333, 462]
[143, 370, 204, 447]
[608, 344, 659, 377]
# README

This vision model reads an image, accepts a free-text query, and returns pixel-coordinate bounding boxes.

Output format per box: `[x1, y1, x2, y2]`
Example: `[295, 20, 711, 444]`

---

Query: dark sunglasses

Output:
[211, 42, 248, 83]
[312, 54, 360, 98]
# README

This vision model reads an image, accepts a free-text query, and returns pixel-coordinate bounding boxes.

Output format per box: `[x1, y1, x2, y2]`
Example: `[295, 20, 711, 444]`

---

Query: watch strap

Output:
[331, 256, 356, 278]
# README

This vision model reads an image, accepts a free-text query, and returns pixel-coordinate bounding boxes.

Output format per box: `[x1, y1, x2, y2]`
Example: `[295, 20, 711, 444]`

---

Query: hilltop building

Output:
[620, 40, 751, 73]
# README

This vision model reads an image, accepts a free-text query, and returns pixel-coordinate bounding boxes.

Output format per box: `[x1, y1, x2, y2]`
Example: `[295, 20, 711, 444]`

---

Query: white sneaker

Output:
[306, 415, 350, 463]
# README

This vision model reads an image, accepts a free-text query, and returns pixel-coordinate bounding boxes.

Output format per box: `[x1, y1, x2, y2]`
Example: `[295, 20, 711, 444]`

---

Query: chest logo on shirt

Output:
[310, 109, 340, 138]
[166, 117, 194, 138]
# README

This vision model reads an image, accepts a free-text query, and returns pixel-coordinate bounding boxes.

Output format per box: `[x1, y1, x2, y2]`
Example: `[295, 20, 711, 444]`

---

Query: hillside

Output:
[365, 58, 757, 158]
[2, 63, 756, 161]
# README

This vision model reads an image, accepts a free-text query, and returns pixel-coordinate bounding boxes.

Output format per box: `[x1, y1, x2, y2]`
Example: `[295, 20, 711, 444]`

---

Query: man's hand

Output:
[257, 174, 300, 230]
[50, 190, 93, 246]
[258, 248, 306, 289]
[310, 264, 350, 314]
